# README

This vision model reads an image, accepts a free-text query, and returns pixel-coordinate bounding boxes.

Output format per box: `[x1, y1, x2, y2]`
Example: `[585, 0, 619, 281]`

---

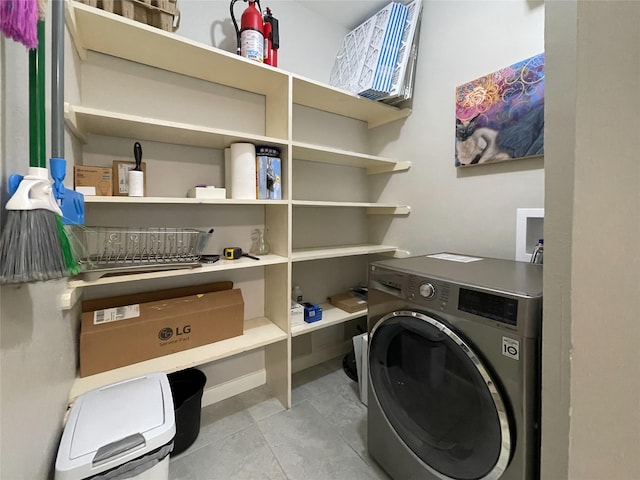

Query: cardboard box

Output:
[81, 281, 233, 313]
[329, 292, 367, 313]
[74, 166, 113, 196]
[290, 301, 305, 327]
[113, 160, 148, 196]
[80, 288, 244, 377]
[187, 186, 226, 199]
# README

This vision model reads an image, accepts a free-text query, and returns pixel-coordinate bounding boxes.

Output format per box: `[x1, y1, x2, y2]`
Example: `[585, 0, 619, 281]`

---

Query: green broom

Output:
[0, 20, 79, 284]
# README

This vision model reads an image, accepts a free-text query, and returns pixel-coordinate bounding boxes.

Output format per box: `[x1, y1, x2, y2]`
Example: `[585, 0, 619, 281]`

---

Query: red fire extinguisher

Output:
[230, 0, 279, 66]
[263, 7, 279, 67]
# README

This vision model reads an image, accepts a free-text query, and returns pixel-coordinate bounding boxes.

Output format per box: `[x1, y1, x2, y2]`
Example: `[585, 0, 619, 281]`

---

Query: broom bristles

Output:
[56, 215, 81, 276]
[0, 209, 79, 284]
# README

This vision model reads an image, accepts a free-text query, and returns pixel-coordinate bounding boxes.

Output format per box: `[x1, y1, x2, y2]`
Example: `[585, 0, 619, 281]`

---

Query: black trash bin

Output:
[167, 368, 207, 456]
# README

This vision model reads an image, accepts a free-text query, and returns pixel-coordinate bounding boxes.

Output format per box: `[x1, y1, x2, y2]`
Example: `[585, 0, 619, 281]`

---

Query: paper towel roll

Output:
[230, 143, 256, 200]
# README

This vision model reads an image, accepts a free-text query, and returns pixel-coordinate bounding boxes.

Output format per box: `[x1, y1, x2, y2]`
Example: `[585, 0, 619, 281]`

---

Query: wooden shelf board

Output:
[68, 254, 287, 288]
[291, 303, 366, 337]
[69, 316, 287, 401]
[292, 141, 399, 169]
[82, 196, 288, 206]
[67, 1, 288, 97]
[292, 200, 409, 214]
[291, 74, 411, 129]
[66, 104, 288, 147]
[61, 255, 288, 310]
[292, 244, 397, 262]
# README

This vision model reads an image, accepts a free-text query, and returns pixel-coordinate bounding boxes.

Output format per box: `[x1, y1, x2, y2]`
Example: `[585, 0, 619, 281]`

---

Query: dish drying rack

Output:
[74, 227, 211, 280]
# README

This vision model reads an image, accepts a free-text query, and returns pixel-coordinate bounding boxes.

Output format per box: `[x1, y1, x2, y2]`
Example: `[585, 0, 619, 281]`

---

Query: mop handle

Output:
[28, 20, 46, 169]
[51, 0, 64, 159]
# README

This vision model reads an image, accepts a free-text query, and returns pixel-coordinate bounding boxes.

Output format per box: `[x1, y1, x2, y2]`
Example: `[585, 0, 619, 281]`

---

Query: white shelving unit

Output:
[64, 0, 411, 406]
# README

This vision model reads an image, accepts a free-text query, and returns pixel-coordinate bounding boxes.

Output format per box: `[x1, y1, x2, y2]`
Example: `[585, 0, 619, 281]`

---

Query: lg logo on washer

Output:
[502, 336, 520, 360]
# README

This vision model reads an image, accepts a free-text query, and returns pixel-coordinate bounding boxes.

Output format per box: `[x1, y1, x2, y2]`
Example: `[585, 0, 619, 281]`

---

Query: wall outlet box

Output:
[515, 208, 544, 262]
[187, 186, 226, 199]
[74, 166, 113, 196]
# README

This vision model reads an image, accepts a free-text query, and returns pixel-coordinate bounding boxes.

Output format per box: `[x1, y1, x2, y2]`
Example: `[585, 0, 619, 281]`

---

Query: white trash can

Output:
[55, 372, 175, 480]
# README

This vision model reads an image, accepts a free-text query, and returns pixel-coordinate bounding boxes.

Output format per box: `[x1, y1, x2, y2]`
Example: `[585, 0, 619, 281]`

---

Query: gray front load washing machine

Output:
[367, 254, 542, 480]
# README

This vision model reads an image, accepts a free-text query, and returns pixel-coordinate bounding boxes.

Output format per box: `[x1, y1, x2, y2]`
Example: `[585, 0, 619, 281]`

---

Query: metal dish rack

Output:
[74, 227, 211, 279]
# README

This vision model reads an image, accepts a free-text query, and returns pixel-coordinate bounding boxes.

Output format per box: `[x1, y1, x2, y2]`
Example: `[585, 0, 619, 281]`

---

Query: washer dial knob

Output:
[419, 283, 436, 299]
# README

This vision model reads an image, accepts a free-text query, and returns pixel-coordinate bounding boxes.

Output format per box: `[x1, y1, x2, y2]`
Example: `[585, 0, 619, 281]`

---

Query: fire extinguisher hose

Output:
[230, 0, 241, 55]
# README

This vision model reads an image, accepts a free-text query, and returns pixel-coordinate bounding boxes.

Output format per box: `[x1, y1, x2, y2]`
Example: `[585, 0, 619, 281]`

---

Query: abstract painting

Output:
[455, 53, 544, 167]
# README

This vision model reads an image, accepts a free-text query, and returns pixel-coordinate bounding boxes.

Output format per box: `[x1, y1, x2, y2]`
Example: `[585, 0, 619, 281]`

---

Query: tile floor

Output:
[169, 356, 391, 480]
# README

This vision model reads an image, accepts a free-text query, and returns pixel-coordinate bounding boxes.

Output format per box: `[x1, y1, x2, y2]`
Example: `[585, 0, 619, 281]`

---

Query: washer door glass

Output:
[369, 312, 511, 480]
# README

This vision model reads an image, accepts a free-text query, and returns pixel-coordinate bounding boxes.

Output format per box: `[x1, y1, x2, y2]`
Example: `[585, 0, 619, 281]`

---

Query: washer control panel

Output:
[407, 275, 449, 309]
[369, 260, 542, 337]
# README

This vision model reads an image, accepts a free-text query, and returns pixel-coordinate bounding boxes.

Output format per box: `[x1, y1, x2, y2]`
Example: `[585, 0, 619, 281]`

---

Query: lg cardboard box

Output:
[80, 288, 244, 377]
[81, 281, 233, 313]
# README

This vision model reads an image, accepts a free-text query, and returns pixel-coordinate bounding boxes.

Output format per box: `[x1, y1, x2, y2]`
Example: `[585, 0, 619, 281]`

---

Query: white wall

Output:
[176, 0, 349, 82]
[543, 1, 640, 479]
[370, 0, 545, 260]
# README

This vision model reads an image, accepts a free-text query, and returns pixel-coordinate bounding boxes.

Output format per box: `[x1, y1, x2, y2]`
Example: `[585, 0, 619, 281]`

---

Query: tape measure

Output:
[224, 247, 243, 260]
[224, 247, 260, 261]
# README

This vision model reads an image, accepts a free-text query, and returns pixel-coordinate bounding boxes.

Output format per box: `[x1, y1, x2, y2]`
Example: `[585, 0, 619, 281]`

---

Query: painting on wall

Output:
[455, 53, 545, 167]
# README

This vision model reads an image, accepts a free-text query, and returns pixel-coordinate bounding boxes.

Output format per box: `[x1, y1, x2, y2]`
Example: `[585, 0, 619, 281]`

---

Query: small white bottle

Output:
[292, 285, 303, 304]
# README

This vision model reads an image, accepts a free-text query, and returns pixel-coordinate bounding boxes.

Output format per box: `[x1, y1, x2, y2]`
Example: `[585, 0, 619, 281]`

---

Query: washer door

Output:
[369, 311, 511, 480]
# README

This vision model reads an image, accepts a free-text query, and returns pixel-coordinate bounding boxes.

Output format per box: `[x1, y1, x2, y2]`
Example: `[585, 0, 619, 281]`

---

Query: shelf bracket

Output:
[367, 108, 412, 130]
[65, 2, 88, 61]
[367, 161, 411, 175]
[366, 206, 411, 215]
[60, 285, 81, 311]
[382, 249, 411, 258]
[64, 104, 88, 144]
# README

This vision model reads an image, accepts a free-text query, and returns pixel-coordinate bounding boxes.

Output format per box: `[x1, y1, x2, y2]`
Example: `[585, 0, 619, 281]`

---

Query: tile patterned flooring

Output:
[169, 356, 391, 480]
